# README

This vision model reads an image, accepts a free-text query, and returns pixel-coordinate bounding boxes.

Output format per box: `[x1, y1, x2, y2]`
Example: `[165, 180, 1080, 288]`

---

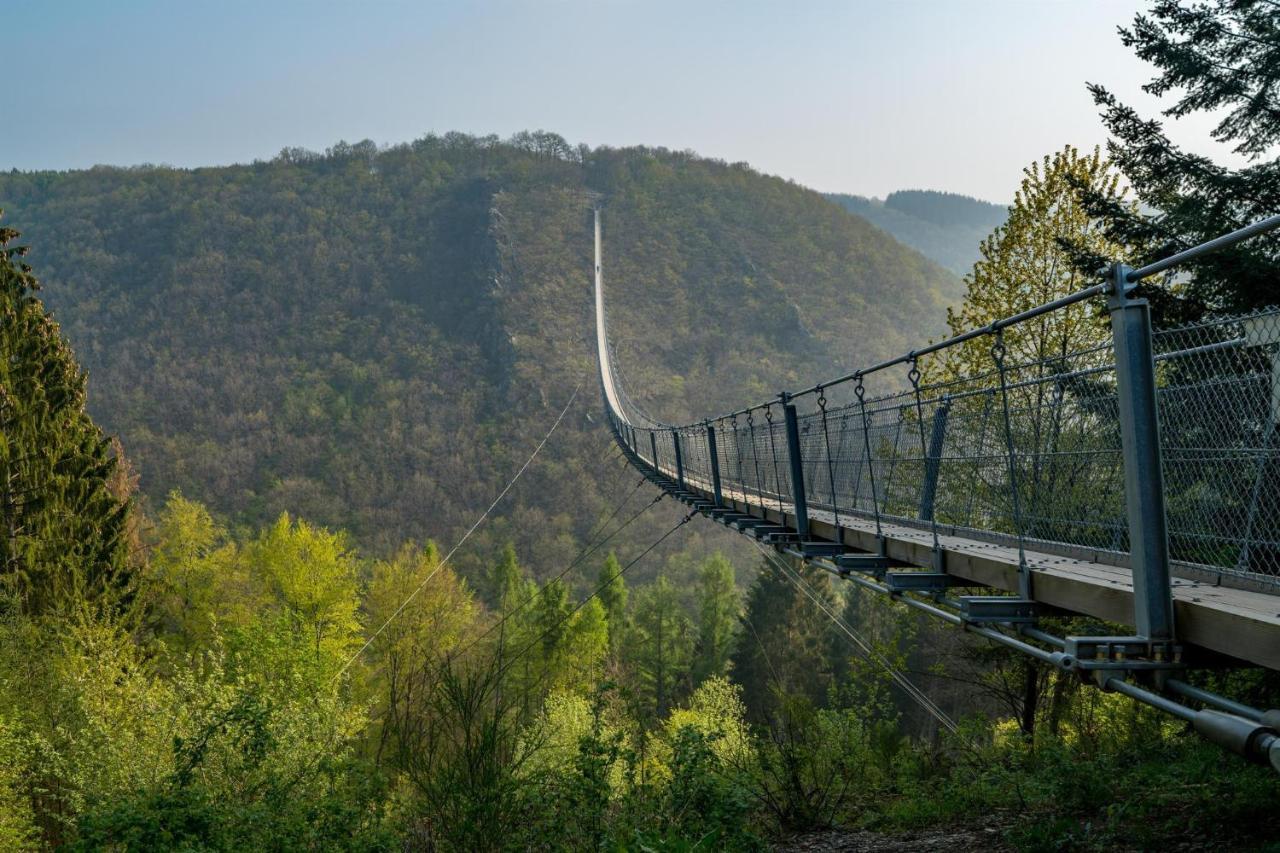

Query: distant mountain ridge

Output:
[824, 189, 1007, 276]
[0, 134, 960, 584]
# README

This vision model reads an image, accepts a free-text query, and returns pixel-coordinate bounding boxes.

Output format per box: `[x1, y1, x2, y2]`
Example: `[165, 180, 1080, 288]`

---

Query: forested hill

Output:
[825, 189, 1007, 275]
[0, 133, 959, 575]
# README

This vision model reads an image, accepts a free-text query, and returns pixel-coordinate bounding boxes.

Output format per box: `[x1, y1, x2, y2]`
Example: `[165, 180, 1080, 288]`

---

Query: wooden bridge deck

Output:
[661, 464, 1280, 670]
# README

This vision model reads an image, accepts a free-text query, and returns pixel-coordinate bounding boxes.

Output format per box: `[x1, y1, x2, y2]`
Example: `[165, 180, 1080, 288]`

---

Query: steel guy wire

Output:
[766, 548, 958, 735]
[741, 604, 784, 693]
[752, 542, 958, 734]
[333, 381, 582, 683]
[764, 548, 956, 735]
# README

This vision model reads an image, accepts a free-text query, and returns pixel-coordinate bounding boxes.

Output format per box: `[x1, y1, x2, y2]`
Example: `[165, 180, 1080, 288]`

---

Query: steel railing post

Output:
[1109, 263, 1175, 642]
[672, 428, 685, 490]
[781, 393, 810, 537]
[650, 432, 659, 475]
[707, 423, 723, 505]
[920, 398, 951, 522]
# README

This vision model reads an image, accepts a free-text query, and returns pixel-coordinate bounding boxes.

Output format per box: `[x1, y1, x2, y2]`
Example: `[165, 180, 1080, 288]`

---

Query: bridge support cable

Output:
[853, 376, 884, 545]
[333, 382, 581, 682]
[752, 541, 959, 735]
[990, 330, 1032, 601]
[906, 359, 943, 562]
[764, 404, 785, 517]
[815, 387, 841, 531]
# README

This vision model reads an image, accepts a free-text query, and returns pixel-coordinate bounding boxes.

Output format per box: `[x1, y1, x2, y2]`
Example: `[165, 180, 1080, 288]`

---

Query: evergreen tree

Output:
[0, 212, 134, 616]
[1080, 0, 1280, 319]
[561, 597, 609, 687]
[488, 543, 525, 612]
[730, 556, 838, 722]
[692, 553, 737, 685]
[626, 575, 692, 721]
[597, 551, 627, 651]
[535, 577, 572, 658]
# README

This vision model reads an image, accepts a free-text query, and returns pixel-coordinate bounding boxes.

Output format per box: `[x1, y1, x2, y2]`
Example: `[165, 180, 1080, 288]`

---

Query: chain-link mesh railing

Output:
[1154, 309, 1280, 582]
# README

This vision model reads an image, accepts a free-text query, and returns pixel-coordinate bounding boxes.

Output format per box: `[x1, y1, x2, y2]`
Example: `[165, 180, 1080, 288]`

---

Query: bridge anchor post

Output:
[1108, 263, 1176, 646]
[919, 398, 951, 523]
[920, 397, 951, 572]
[1061, 265, 1182, 674]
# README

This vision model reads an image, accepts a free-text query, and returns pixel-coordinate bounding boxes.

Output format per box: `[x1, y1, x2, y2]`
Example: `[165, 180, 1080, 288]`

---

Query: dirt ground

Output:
[774, 825, 1011, 852]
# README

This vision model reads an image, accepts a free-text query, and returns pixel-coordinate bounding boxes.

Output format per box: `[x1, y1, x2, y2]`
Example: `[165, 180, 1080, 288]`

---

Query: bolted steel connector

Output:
[1193, 710, 1280, 771]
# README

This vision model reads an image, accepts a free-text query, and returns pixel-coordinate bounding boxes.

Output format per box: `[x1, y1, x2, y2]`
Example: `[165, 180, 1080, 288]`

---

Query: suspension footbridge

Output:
[593, 209, 1280, 770]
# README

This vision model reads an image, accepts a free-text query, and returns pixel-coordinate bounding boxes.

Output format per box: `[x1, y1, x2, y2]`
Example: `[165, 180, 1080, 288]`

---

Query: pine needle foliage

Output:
[0, 212, 133, 617]
[1079, 0, 1280, 320]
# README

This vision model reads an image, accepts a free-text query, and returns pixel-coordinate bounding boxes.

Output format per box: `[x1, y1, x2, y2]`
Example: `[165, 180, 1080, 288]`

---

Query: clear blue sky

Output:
[5, 0, 1244, 202]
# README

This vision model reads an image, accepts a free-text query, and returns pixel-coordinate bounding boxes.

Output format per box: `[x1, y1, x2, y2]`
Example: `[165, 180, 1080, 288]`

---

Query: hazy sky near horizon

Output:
[6, 0, 1249, 202]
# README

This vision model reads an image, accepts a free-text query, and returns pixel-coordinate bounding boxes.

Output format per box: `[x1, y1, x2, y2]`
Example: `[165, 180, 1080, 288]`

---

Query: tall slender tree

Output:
[625, 575, 692, 721]
[596, 551, 628, 652]
[487, 543, 526, 611]
[692, 553, 737, 685]
[0, 212, 135, 616]
[730, 556, 838, 722]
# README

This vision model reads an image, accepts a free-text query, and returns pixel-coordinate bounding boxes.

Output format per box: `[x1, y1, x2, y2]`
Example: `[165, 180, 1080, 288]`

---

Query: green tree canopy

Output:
[937, 146, 1129, 381]
[730, 557, 837, 722]
[625, 574, 693, 721]
[597, 551, 627, 651]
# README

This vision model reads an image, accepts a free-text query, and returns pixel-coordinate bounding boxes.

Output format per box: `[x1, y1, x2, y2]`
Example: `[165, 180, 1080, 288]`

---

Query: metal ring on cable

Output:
[907, 355, 921, 389]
